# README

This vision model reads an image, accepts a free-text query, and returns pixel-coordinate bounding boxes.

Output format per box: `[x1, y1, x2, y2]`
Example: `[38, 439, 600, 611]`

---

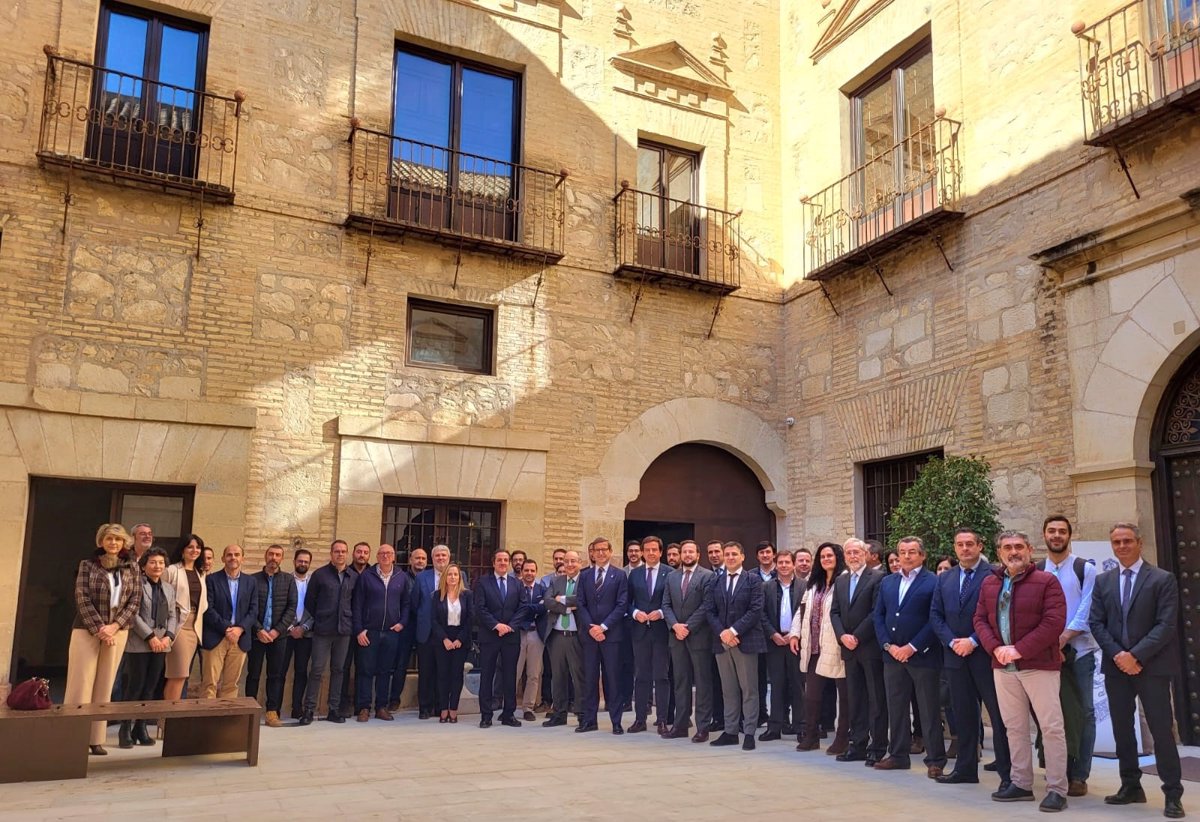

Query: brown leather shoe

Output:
[375, 708, 394, 721]
[927, 766, 944, 779]
[826, 736, 849, 756]
[666, 725, 690, 739]
[627, 720, 648, 733]
[691, 731, 710, 744]
[873, 757, 911, 771]
[1067, 780, 1087, 797]
[264, 711, 283, 728]
[357, 709, 370, 722]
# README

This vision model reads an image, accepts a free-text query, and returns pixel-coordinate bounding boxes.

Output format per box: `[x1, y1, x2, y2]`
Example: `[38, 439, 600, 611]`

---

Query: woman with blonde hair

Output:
[66, 523, 141, 755]
[430, 564, 472, 723]
[163, 534, 208, 700]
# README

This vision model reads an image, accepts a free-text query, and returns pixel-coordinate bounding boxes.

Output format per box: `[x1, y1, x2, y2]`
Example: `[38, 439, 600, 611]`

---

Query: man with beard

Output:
[246, 544, 298, 728]
[666, 543, 681, 569]
[284, 548, 313, 720]
[387, 547, 426, 711]
[339, 542, 373, 717]
[704, 539, 726, 731]
[663, 540, 716, 741]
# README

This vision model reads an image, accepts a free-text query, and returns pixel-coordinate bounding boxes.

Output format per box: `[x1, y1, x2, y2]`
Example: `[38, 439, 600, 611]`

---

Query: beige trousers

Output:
[65, 627, 129, 746]
[516, 629, 545, 710]
[994, 668, 1068, 796]
[202, 639, 247, 699]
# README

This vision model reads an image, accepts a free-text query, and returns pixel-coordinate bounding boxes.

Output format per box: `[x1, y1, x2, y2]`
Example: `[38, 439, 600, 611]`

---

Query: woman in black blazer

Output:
[430, 564, 472, 723]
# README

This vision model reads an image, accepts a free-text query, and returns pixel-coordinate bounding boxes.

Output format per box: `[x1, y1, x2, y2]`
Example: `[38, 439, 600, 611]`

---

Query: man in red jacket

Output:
[973, 530, 1068, 813]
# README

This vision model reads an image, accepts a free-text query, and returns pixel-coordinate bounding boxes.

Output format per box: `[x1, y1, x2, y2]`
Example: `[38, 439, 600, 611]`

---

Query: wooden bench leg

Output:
[246, 712, 260, 766]
[0, 718, 91, 783]
[162, 715, 253, 760]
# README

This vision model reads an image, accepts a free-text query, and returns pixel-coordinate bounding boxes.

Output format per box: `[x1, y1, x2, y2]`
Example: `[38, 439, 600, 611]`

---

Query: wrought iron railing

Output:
[800, 116, 962, 279]
[613, 184, 741, 292]
[1075, 0, 1200, 141]
[37, 48, 243, 198]
[347, 125, 567, 259]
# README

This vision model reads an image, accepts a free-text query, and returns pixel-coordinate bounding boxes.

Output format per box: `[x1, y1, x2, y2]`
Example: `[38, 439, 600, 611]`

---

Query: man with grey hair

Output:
[831, 537, 887, 763]
[130, 523, 154, 561]
[414, 544, 456, 720]
[974, 530, 1068, 812]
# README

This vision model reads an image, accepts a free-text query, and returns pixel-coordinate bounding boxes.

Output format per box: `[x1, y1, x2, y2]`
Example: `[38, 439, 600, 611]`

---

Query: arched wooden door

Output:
[623, 443, 775, 563]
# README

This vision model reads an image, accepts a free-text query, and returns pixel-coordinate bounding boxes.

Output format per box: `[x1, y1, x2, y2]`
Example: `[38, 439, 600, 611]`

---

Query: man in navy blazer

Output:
[513, 558, 549, 721]
[930, 528, 1011, 789]
[474, 548, 525, 728]
[576, 536, 630, 734]
[628, 536, 673, 734]
[873, 536, 946, 776]
[706, 540, 766, 751]
[201, 543, 259, 699]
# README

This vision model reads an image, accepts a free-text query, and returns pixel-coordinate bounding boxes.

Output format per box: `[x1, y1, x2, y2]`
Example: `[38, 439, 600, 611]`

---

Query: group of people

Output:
[65, 517, 1182, 818]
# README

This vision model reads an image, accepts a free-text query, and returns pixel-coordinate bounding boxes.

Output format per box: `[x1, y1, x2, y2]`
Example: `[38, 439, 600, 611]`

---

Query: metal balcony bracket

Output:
[869, 259, 894, 297]
[930, 234, 954, 272]
[629, 269, 648, 323]
[706, 293, 725, 339]
[363, 219, 376, 286]
[1111, 143, 1141, 200]
[531, 251, 550, 308]
[452, 236, 464, 290]
[60, 162, 75, 241]
[819, 282, 840, 317]
[193, 189, 206, 261]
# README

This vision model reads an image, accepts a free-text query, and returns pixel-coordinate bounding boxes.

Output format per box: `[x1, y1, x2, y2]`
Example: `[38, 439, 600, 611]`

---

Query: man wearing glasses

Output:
[973, 530, 1068, 813]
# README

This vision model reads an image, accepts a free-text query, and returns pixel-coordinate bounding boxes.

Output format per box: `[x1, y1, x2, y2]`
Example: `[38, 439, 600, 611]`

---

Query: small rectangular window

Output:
[861, 449, 942, 546]
[406, 298, 495, 375]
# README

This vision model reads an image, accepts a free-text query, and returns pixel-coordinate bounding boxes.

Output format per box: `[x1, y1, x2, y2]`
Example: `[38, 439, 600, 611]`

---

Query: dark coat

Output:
[829, 566, 883, 661]
[251, 570, 298, 634]
[430, 590, 474, 644]
[577, 564, 629, 642]
[1090, 562, 1180, 677]
[930, 562, 994, 669]
[202, 572, 259, 652]
[352, 565, 412, 635]
[474, 573, 525, 644]
[704, 570, 767, 655]
[873, 568, 941, 667]
[302, 564, 357, 636]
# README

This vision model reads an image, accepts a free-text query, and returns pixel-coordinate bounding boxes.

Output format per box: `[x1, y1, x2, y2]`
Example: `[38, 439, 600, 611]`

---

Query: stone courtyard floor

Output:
[2, 714, 1192, 820]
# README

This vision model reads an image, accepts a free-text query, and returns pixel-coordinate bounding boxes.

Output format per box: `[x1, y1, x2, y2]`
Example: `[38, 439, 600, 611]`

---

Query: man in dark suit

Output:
[706, 540, 766, 751]
[1090, 523, 1184, 819]
[759, 549, 804, 742]
[299, 539, 357, 725]
[201, 543, 259, 699]
[704, 539, 727, 731]
[542, 549, 586, 727]
[663, 539, 716, 742]
[576, 536, 629, 734]
[830, 537, 886, 764]
[628, 536, 673, 734]
[474, 548, 525, 728]
[245, 543, 298, 727]
[872, 535, 946, 777]
[514, 558, 549, 722]
[930, 529, 1010, 789]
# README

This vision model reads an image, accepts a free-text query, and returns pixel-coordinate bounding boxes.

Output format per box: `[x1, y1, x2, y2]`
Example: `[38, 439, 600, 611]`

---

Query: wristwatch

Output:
[883, 643, 893, 651]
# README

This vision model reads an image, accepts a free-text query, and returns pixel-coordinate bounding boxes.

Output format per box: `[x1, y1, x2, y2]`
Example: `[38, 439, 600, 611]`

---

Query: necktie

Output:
[779, 582, 792, 633]
[681, 570, 691, 598]
[597, 568, 606, 589]
[264, 574, 274, 631]
[647, 567, 656, 596]
[1121, 568, 1133, 647]
[560, 577, 575, 629]
[849, 572, 859, 603]
[727, 572, 737, 596]
[499, 576, 507, 599]
[959, 567, 974, 608]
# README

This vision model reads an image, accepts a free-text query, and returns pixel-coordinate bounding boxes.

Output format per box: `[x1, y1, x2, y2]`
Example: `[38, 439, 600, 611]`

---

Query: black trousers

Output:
[619, 628, 635, 708]
[947, 652, 1011, 780]
[283, 635, 311, 717]
[1107, 671, 1183, 799]
[764, 643, 804, 732]
[802, 657, 848, 743]
[417, 639, 438, 713]
[844, 650, 888, 757]
[541, 643, 554, 707]
[582, 634, 624, 725]
[245, 636, 289, 713]
[478, 636, 520, 721]
[709, 654, 725, 729]
[631, 628, 671, 724]
[340, 641, 359, 715]
[433, 626, 467, 711]
[758, 651, 770, 723]
[122, 652, 166, 701]
[388, 628, 415, 705]
[883, 661, 946, 767]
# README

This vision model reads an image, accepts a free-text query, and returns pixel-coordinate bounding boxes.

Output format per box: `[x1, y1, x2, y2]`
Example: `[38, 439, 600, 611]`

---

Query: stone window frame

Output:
[405, 296, 496, 375]
[859, 448, 942, 545]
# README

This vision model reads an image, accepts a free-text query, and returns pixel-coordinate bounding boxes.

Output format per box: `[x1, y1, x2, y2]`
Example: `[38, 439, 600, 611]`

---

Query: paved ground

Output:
[2, 714, 1191, 820]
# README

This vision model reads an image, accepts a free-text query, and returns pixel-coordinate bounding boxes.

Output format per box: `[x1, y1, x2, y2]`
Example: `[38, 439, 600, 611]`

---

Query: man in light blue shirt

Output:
[1039, 515, 1098, 798]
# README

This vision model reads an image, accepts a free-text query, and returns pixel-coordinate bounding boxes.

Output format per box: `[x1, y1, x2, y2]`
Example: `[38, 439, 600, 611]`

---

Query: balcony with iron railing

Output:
[346, 124, 568, 262]
[800, 115, 963, 281]
[1074, 0, 1200, 145]
[612, 183, 741, 294]
[36, 47, 243, 200]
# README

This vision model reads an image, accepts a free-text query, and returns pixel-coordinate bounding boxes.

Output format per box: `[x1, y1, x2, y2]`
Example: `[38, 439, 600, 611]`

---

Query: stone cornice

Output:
[336, 415, 551, 452]
[0, 382, 256, 428]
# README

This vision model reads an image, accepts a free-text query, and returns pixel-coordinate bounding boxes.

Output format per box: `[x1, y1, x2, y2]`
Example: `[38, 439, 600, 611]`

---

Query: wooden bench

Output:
[0, 697, 261, 783]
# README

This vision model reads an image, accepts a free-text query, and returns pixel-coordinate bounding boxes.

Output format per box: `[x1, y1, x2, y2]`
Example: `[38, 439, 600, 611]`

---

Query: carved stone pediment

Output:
[611, 41, 732, 108]
[812, 0, 896, 61]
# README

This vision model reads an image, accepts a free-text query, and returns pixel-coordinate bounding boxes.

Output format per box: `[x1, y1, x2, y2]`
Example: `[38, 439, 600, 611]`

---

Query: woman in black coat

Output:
[430, 564, 472, 723]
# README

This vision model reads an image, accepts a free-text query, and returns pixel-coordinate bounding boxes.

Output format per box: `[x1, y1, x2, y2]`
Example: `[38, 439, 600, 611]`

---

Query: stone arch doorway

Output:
[1151, 345, 1200, 744]
[623, 443, 775, 561]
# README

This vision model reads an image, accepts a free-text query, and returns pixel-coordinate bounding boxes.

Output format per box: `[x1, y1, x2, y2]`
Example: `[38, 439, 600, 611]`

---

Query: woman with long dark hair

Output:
[163, 534, 208, 700]
[790, 541, 849, 753]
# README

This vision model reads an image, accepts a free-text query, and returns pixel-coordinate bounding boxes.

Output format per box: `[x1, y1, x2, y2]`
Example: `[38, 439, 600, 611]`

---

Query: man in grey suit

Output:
[705, 540, 766, 751]
[663, 539, 716, 742]
[541, 549, 586, 727]
[1090, 522, 1184, 819]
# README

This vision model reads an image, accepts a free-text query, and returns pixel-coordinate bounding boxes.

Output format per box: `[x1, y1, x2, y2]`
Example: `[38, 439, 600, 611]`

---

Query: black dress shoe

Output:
[836, 750, 867, 762]
[1165, 797, 1186, 819]
[758, 729, 781, 742]
[992, 784, 1035, 802]
[418, 710, 432, 720]
[936, 771, 979, 784]
[543, 715, 567, 727]
[742, 736, 756, 751]
[864, 755, 879, 767]
[523, 711, 536, 722]
[1039, 792, 1067, 813]
[479, 718, 493, 728]
[298, 711, 313, 726]
[983, 760, 999, 772]
[89, 745, 108, 756]
[500, 717, 522, 728]
[1104, 785, 1148, 805]
[575, 722, 598, 733]
[325, 712, 345, 724]
[710, 732, 739, 746]
[627, 720, 647, 733]
[612, 724, 624, 735]
[706, 721, 724, 733]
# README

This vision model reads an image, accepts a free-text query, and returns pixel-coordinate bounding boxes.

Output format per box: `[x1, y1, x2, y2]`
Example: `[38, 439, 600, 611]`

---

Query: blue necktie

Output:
[499, 576, 507, 599]
[959, 567, 974, 608]
[848, 572, 859, 603]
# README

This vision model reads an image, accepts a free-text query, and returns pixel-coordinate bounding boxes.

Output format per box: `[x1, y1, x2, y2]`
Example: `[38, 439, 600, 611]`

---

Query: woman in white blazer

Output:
[789, 542, 849, 754]
[163, 533, 208, 700]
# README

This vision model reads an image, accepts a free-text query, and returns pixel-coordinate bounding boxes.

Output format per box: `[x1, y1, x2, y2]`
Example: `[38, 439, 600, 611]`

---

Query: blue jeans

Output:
[1067, 650, 1096, 781]
[356, 629, 400, 711]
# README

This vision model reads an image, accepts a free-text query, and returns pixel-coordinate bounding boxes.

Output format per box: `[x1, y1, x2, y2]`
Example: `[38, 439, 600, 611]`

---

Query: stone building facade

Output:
[0, 0, 1198, 727]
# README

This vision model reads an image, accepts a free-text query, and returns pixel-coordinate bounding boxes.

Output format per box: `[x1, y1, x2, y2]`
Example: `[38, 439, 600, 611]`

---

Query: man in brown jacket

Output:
[973, 530, 1068, 813]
